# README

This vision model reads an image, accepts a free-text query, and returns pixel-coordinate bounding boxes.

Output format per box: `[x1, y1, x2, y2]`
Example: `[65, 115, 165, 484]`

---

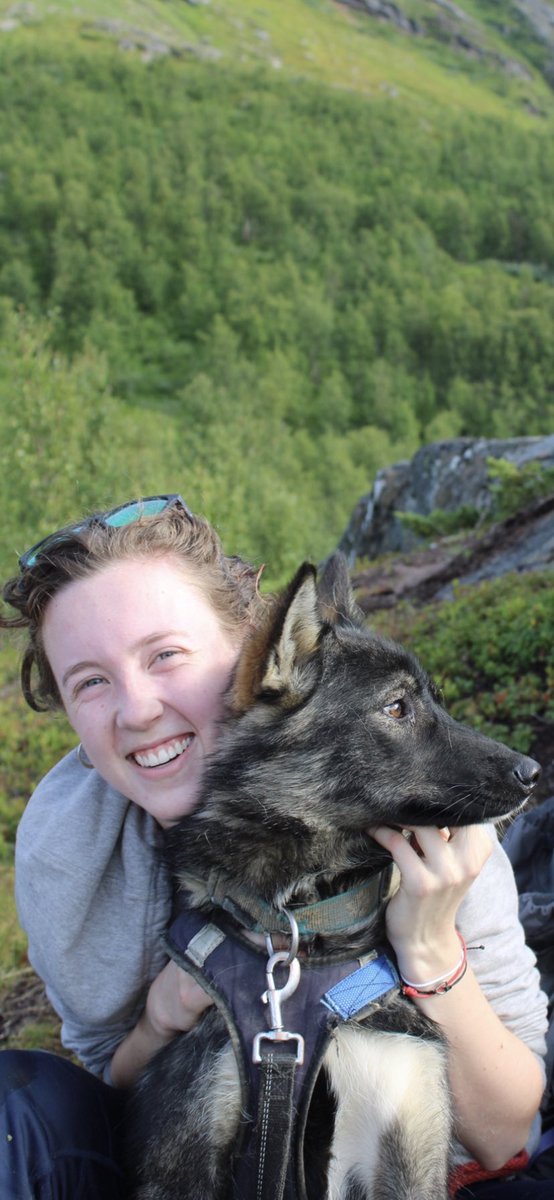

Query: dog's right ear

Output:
[317, 552, 363, 627]
[231, 563, 323, 712]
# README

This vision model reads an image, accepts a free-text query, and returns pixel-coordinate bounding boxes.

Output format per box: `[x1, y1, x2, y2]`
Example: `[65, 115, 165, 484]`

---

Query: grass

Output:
[0, 867, 27, 973]
[0, 641, 75, 1052]
[0, 0, 552, 122]
[0, 866, 64, 1056]
[0, 667, 77, 870]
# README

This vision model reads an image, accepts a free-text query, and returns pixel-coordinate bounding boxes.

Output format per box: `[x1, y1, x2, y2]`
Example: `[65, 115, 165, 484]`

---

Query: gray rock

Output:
[350, 492, 554, 615]
[514, 0, 554, 48]
[431, 494, 554, 601]
[336, 0, 423, 35]
[339, 435, 554, 564]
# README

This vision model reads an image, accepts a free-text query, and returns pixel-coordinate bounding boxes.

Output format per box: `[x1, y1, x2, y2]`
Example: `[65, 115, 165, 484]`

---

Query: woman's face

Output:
[42, 557, 242, 825]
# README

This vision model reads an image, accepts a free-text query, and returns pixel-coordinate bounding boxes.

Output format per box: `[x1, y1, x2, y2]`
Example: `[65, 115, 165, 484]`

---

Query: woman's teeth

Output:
[133, 736, 192, 769]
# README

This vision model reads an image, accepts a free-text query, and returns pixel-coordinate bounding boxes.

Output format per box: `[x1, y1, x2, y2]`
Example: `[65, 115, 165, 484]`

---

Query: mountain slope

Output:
[1, 2, 554, 583]
[1, 0, 554, 119]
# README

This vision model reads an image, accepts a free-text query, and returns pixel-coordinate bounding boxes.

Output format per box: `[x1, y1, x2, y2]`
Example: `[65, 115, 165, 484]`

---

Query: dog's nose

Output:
[513, 756, 542, 793]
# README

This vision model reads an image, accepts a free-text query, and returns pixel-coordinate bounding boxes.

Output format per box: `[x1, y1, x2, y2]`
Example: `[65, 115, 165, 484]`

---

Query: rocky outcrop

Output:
[514, 0, 554, 52]
[85, 20, 222, 64]
[335, 0, 536, 81]
[336, 0, 423, 34]
[351, 491, 554, 612]
[338, 435, 554, 564]
[344, 437, 554, 797]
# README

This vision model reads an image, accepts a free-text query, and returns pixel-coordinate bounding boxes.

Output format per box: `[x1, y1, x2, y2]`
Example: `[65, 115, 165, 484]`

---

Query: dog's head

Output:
[212, 553, 540, 836]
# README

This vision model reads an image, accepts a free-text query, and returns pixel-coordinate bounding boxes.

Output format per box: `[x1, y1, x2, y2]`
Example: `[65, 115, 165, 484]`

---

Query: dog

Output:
[127, 553, 541, 1200]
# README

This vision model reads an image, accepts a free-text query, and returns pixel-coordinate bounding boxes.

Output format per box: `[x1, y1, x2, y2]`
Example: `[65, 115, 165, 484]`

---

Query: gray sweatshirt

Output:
[15, 747, 548, 1157]
[16, 748, 172, 1078]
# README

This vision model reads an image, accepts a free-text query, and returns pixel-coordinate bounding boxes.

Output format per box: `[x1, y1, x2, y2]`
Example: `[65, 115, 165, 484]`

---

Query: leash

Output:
[255, 1041, 300, 1200]
[249, 910, 403, 1200]
[252, 913, 304, 1200]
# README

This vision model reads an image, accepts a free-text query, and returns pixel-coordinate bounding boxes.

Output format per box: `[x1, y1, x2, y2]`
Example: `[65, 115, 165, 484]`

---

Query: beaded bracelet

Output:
[400, 933, 468, 998]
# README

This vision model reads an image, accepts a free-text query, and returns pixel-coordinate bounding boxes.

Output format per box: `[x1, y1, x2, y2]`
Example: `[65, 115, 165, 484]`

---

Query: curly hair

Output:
[1, 505, 266, 712]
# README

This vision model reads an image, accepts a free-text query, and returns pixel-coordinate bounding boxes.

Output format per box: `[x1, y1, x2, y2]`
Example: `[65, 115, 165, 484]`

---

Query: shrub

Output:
[487, 457, 554, 522]
[370, 569, 554, 753]
[396, 505, 480, 541]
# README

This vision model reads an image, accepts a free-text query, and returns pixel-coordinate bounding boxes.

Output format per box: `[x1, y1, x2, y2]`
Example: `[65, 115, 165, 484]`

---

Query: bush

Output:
[396, 505, 480, 541]
[487, 457, 554, 521]
[370, 570, 554, 753]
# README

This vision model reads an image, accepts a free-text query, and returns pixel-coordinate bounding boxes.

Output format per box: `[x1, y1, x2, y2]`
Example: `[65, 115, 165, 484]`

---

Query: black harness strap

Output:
[255, 1042, 298, 1200]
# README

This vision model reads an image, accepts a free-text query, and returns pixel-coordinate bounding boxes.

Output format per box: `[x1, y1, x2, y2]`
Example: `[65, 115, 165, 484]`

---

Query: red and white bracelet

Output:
[400, 932, 468, 998]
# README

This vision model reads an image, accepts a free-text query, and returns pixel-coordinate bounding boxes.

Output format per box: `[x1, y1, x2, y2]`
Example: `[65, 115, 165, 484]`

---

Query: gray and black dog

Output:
[127, 553, 540, 1200]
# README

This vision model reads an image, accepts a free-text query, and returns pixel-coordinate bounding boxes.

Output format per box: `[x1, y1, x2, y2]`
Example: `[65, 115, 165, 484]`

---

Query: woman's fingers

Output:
[147, 959, 213, 1038]
[369, 822, 492, 880]
[367, 824, 495, 981]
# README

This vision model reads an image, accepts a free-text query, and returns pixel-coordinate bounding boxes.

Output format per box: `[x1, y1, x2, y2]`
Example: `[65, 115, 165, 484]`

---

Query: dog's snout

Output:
[513, 756, 542, 793]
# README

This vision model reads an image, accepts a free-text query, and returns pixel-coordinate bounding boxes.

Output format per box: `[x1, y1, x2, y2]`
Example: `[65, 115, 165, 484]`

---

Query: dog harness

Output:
[166, 906, 400, 1200]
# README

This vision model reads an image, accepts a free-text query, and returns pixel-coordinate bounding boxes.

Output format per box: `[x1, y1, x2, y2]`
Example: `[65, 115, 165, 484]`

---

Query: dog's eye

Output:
[384, 699, 406, 719]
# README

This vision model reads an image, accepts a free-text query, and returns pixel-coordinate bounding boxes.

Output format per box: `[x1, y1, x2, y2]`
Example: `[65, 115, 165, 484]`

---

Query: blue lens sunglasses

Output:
[19, 494, 193, 571]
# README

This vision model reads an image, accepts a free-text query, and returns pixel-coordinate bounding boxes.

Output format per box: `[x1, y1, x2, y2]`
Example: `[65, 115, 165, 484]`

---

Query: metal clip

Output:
[253, 909, 305, 1065]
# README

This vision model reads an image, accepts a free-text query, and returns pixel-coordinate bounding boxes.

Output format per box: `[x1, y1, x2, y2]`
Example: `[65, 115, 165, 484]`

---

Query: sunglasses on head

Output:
[19, 494, 193, 571]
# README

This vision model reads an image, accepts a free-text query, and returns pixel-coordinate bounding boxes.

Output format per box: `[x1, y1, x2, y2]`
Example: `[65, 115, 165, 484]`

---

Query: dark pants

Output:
[2, 1049, 554, 1199]
[455, 1136, 554, 1197]
[458, 1182, 554, 1198]
[0, 1050, 128, 1199]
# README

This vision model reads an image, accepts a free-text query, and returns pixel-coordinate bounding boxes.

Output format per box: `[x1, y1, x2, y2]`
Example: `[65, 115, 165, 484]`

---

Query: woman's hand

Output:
[368, 822, 544, 1168]
[145, 959, 213, 1039]
[368, 823, 492, 985]
[110, 961, 212, 1088]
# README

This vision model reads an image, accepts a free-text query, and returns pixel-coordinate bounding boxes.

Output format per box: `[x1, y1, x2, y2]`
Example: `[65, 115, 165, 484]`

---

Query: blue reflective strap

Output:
[321, 954, 400, 1020]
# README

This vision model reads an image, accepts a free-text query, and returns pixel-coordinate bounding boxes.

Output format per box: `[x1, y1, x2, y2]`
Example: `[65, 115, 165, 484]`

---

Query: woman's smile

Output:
[129, 733, 195, 770]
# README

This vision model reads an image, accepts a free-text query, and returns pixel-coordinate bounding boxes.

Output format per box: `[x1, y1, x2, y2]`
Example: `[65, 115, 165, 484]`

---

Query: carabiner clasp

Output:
[253, 909, 305, 1064]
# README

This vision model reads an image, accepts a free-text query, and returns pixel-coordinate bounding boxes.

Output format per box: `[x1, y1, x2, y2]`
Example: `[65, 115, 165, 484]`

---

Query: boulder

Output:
[338, 435, 554, 564]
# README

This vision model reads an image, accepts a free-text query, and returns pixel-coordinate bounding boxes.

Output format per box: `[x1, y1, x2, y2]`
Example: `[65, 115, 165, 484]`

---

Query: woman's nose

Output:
[115, 678, 164, 729]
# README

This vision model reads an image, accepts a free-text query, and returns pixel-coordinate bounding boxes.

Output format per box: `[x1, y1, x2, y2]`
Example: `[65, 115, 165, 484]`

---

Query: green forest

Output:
[1, 6, 554, 583]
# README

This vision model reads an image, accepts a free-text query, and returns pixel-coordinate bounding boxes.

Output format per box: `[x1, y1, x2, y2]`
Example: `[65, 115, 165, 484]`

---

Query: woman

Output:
[0, 494, 549, 1199]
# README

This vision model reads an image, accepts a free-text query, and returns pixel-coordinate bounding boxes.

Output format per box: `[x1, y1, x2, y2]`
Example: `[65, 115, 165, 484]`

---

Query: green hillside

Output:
[0, 1, 554, 580]
[2, 0, 554, 117]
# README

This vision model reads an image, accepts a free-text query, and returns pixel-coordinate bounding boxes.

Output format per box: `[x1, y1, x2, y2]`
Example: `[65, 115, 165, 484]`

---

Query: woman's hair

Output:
[1, 506, 265, 712]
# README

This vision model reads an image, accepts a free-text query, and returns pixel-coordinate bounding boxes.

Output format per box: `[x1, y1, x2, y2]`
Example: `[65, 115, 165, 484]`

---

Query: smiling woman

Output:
[41, 558, 241, 826]
[0, 496, 266, 1198]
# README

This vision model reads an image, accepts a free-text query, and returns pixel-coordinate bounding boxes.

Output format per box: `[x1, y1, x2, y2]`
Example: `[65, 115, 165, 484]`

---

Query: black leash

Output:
[254, 1041, 300, 1200]
[251, 915, 305, 1200]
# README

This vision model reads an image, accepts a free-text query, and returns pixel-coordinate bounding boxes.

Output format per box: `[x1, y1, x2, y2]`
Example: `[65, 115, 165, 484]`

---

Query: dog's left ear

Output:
[317, 552, 362, 627]
[232, 563, 323, 712]
[260, 563, 322, 704]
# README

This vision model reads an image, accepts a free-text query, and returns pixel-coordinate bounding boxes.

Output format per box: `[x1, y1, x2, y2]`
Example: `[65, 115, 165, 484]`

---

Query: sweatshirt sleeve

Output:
[457, 825, 548, 1064]
[15, 748, 172, 1077]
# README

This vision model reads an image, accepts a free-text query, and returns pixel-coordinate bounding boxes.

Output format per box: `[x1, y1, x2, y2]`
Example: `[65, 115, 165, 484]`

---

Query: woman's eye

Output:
[156, 649, 179, 662]
[75, 676, 105, 694]
[384, 699, 406, 719]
